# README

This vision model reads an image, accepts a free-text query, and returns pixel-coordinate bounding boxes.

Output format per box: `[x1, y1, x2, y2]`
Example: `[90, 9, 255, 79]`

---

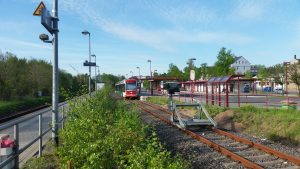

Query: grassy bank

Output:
[147, 96, 300, 146]
[233, 105, 300, 145]
[56, 88, 188, 168]
[0, 96, 51, 115]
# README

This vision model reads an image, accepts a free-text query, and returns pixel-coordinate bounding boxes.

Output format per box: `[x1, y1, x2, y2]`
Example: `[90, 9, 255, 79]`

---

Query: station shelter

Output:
[139, 76, 179, 96]
[181, 75, 256, 107]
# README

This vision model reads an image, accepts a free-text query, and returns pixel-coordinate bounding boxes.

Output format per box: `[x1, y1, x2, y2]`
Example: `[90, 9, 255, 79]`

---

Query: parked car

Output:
[263, 86, 273, 92]
[243, 85, 250, 93]
[274, 88, 287, 94]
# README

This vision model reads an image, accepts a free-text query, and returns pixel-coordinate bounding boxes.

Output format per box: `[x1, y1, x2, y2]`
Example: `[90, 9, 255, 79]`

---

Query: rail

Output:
[136, 100, 300, 168]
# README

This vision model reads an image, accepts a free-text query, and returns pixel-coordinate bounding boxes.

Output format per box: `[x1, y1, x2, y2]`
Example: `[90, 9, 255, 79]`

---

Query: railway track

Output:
[131, 100, 300, 169]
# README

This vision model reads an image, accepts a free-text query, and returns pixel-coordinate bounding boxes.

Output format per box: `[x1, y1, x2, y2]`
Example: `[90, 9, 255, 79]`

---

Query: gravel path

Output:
[140, 110, 246, 169]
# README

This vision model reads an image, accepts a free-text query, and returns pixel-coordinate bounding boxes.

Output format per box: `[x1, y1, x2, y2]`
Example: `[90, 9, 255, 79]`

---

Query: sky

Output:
[0, 0, 300, 77]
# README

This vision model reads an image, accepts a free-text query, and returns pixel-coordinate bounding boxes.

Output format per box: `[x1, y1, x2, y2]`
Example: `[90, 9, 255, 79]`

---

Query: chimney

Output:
[294, 55, 297, 59]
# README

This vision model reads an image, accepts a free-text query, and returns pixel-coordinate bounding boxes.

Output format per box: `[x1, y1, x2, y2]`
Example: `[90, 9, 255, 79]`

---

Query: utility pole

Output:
[35, 0, 59, 146]
[52, 0, 59, 146]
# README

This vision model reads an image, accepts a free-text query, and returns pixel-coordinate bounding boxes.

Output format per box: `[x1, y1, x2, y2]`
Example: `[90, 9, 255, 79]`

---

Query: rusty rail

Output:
[137, 101, 300, 167]
[134, 101, 263, 169]
[212, 128, 300, 166]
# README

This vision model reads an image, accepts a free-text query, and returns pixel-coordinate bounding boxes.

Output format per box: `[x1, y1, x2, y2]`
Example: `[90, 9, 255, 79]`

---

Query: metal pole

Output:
[95, 56, 96, 91]
[39, 114, 42, 157]
[14, 124, 19, 168]
[52, 0, 59, 146]
[88, 34, 91, 96]
[238, 76, 240, 107]
[150, 61, 152, 78]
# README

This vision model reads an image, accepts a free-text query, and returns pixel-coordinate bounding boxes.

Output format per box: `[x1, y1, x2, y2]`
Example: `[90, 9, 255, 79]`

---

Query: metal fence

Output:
[0, 102, 68, 168]
[177, 91, 300, 110]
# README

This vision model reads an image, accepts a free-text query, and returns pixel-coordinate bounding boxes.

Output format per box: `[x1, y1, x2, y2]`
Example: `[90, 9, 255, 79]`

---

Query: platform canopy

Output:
[208, 75, 232, 83]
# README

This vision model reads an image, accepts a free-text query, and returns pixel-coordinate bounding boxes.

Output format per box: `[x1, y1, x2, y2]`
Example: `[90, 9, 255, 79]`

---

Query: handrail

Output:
[0, 102, 69, 168]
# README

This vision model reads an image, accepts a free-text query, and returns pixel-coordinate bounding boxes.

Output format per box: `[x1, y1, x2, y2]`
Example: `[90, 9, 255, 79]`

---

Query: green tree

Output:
[167, 63, 184, 80]
[267, 64, 284, 85]
[244, 70, 253, 78]
[101, 73, 124, 87]
[214, 47, 235, 76]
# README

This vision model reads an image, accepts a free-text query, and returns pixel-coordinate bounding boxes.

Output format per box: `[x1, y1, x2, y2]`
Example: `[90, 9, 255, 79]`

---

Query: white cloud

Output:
[0, 38, 51, 49]
[55, 0, 255, 51]
[145, 1, 216, 24]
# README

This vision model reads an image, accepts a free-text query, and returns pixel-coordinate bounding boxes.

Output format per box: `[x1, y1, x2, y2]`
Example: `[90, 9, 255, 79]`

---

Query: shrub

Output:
[57, 87, 188, 168]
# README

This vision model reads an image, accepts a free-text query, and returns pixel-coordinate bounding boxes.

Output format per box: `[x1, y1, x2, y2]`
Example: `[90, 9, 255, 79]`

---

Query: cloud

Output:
[57, 0, 255, 51]
[145, 1, 216, 25]
[0, 38, 51, 49]
[229, 0, 270, 21]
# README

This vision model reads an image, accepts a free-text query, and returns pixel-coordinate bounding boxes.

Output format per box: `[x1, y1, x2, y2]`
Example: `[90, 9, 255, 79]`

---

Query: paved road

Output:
[0, 103, 67, 167]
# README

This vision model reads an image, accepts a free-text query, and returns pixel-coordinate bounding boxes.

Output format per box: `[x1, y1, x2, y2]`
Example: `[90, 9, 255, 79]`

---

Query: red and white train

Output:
[115, 79, 140, 99]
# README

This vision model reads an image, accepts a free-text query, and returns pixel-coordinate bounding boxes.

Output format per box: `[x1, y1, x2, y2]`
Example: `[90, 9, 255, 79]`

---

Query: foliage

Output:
[244, 70, 253, 78]
[213, 47, 235, 76]
[0, 96, 51, 116]
[268, 64, 284, 84]
[22, 154, 61, 169]
[232, 105, 300, 145]
[57, 87, 188, 168]
[0, 52, 86, 100]
[288, 62, 300, 96]
[205, 104, 228, 118]
[167, 63, 184, 80]
[143, 80, 150, 89]
[100, 73, 124, 87]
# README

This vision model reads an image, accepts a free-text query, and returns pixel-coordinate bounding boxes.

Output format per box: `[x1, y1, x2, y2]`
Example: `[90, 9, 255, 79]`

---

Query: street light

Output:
[189, 58, 197, 102]
[96, 65, 100, 83]
[283, 61, 290, 95]
[91, 54, 97, 91]
[154, 70, 157, 77]
[147, 59, 152, 78]
[82, 30, 91, 96]
[136, 66, 141, 79]
[130, 70, 133, 77]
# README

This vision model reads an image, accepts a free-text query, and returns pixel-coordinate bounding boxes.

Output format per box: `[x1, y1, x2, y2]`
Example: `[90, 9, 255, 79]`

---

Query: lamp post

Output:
[82, 30, 91, 96]
[189, 58, 196, 102]
[147, 59, 152, 78]
[154, 70, 157, 77]
[283, 62, 290, 96]
[136, 66, 141, 80]
[96, 65, 100, 83]
[91, 54, 96, 91]
[130, 70, 133, 78]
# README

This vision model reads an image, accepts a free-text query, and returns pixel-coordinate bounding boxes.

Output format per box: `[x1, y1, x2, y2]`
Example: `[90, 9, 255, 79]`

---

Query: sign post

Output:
[34, 0, 59, 146]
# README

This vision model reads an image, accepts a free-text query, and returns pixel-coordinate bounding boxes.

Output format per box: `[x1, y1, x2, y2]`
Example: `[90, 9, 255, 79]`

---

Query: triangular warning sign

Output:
[33, 1, 46, 16]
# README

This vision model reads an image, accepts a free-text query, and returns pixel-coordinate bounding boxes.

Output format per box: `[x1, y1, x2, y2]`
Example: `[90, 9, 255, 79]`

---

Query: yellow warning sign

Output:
[33, 1, 46, 16]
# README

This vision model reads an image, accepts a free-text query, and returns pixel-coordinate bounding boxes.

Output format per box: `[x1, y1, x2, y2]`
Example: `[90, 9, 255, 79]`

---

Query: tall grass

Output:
[233, 105, 300, 145]
[57, 87, 188, 168]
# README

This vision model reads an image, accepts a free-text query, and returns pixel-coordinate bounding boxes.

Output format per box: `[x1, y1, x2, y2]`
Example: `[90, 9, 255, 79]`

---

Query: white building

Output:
[231, 56, 251, 75]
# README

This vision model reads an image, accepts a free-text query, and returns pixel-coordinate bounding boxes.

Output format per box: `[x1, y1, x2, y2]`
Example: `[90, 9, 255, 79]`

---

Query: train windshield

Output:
[126, 83, 137, 90]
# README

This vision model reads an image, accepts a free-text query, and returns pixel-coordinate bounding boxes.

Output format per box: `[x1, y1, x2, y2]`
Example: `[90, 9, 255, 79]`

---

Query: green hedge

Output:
[0, 96, 51, 116]
[57, 87, 188, 168]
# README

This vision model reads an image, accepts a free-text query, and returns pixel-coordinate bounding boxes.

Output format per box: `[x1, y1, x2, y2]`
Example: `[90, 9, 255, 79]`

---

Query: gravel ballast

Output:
[140, 111, 246, 169]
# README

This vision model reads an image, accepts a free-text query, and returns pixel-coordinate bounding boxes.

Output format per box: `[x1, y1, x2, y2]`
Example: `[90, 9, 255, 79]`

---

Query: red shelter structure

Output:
[182, 75, 256, 107]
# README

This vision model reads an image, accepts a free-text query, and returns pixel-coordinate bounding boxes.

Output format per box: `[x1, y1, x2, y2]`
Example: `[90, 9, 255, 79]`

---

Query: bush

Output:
[0, 96, 51, 116]
[57, 87, 188, 168]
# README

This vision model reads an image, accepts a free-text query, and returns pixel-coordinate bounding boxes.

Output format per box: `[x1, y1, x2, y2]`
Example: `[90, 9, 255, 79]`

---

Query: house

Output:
[231, 56, 251, 75]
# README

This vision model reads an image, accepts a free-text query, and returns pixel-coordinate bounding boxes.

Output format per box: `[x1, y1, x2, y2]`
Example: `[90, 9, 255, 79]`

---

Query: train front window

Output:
[126, 83, 137, 90]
